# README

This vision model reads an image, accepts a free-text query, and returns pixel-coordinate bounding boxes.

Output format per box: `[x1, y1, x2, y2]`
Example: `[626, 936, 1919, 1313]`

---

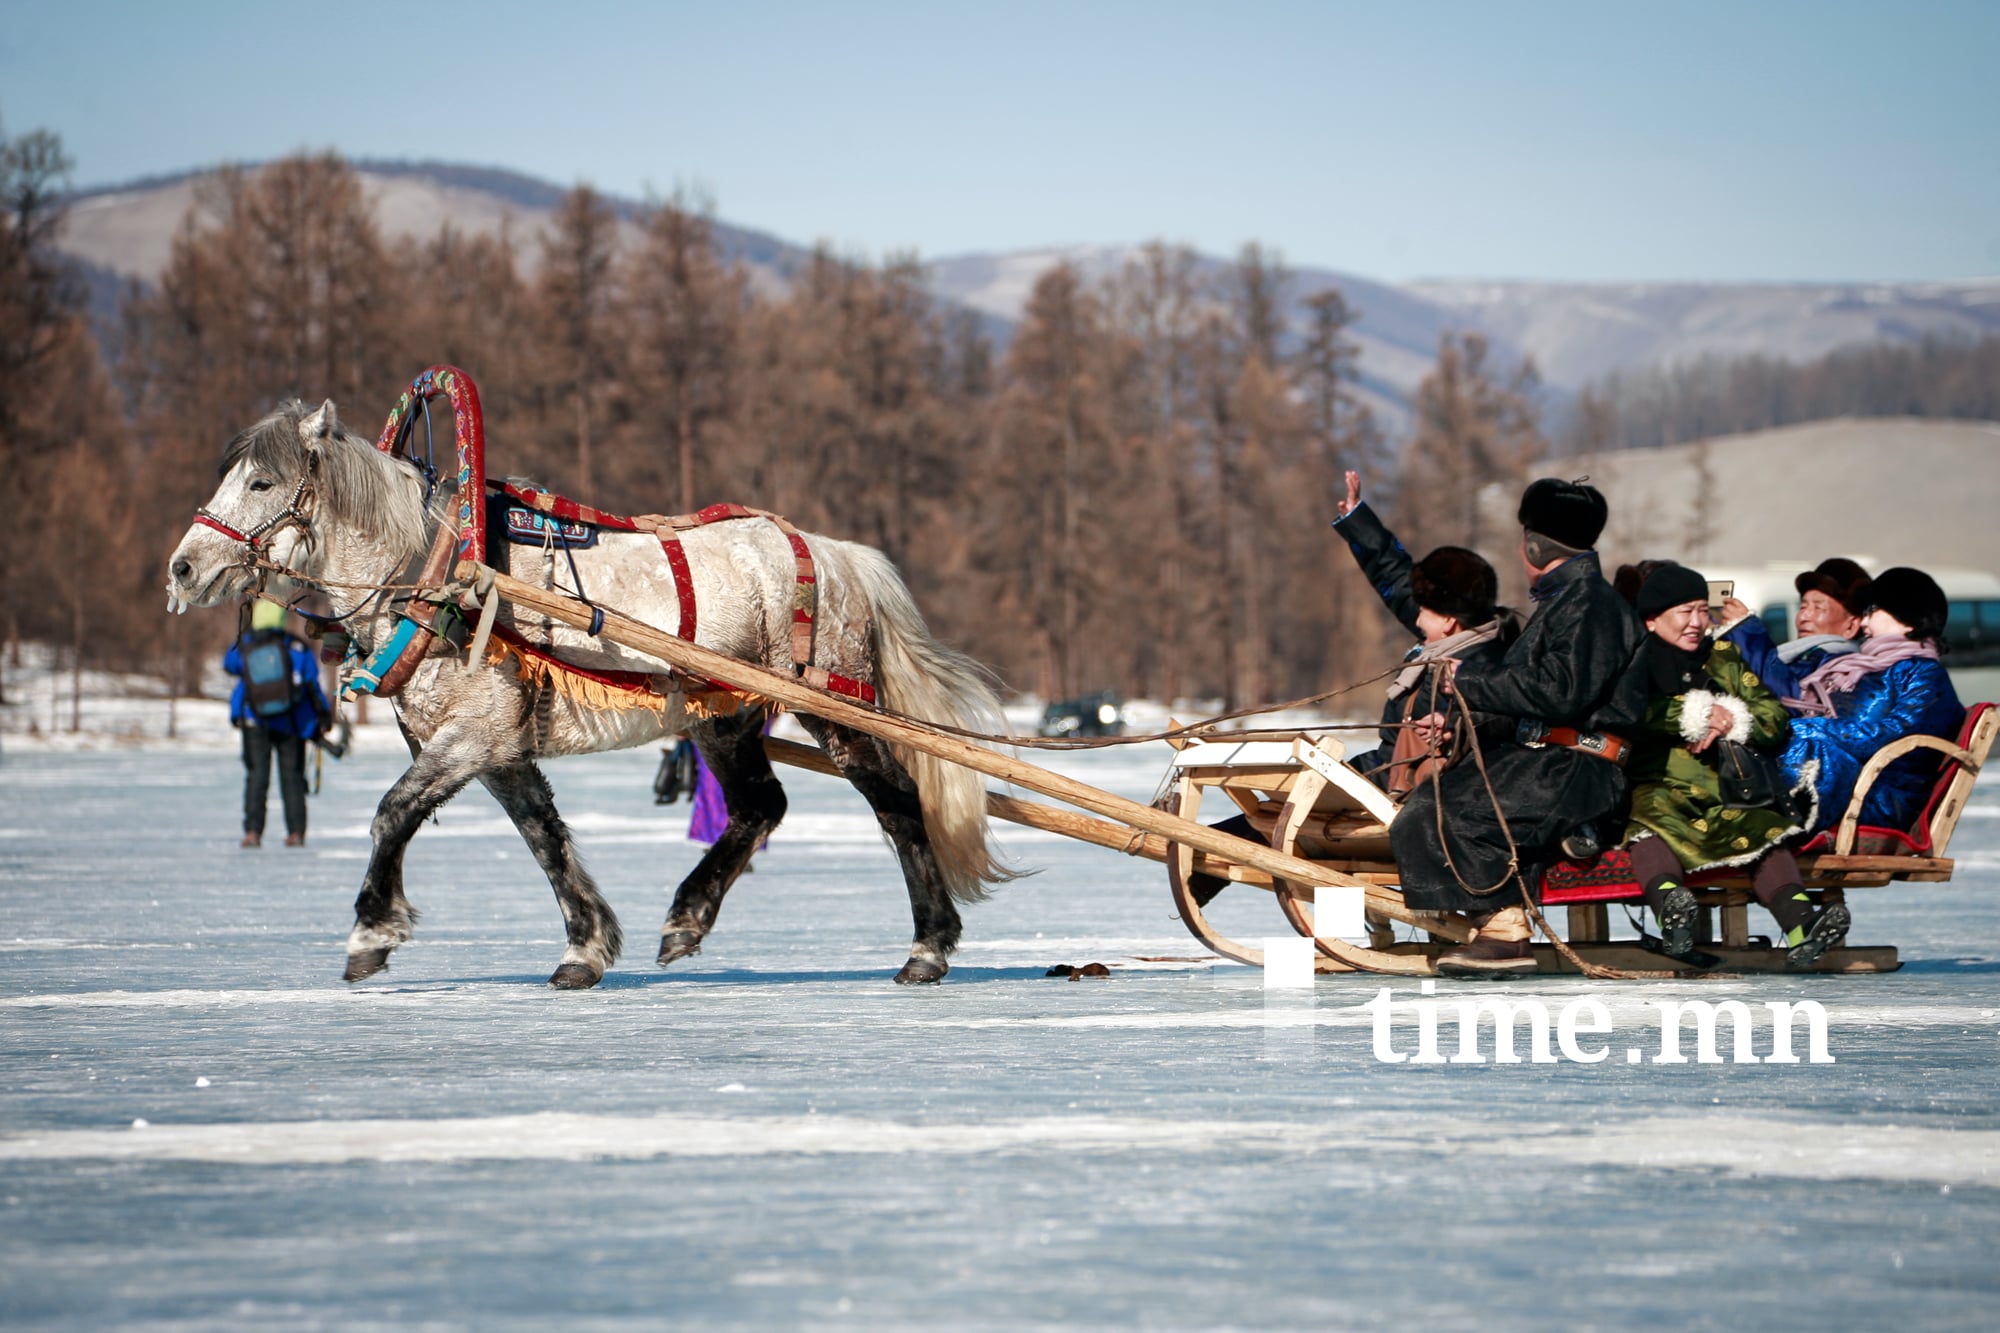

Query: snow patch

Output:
[2, 1112, 1993, 1187]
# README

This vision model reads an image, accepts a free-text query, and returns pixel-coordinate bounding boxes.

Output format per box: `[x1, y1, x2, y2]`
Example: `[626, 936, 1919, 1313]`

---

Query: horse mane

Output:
[220, 400, 433, 555]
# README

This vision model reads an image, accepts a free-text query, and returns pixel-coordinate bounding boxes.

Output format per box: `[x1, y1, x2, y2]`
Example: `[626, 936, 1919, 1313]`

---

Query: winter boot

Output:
[1436, 905, 1537, 978]
[1785, 902, 1851, 971]
[1655, 885, 1699, 958]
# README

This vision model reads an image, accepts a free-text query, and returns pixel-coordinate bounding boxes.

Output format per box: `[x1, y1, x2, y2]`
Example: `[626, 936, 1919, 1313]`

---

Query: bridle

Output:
[189, 447, 422, 626]
[192, 453, 320, 567]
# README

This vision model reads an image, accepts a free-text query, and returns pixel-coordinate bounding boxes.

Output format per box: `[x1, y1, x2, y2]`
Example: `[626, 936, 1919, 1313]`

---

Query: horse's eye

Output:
[249, 479, 274, 493]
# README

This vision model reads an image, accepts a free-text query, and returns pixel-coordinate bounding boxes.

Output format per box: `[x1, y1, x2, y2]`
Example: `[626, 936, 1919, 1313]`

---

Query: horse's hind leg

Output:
[657, 708, 788, 967]
[481, 762, 623, 989]
[344, 731, 486, 982]
[797, 717, 961, 985]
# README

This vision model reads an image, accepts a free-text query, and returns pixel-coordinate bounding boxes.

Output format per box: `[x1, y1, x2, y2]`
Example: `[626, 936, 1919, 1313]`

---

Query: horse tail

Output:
[846, 546, 1018, 903]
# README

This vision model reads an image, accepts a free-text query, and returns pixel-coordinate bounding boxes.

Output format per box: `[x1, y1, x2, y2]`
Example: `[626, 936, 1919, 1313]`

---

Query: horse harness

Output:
[477, 489, 878, 708]
[195, 471, 877, 711]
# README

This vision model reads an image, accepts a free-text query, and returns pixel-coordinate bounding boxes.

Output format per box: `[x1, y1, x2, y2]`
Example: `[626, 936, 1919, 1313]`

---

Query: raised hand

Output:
[1336, 470, 1362, 518]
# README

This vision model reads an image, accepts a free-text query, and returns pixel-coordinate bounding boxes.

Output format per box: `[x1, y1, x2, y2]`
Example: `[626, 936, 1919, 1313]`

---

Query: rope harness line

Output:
[245, 526, 1689, 978]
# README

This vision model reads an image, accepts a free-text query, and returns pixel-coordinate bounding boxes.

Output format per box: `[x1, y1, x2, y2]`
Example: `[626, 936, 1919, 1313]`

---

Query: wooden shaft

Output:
[763, 734, 1170, 858]
[470, 562, 1371, 894]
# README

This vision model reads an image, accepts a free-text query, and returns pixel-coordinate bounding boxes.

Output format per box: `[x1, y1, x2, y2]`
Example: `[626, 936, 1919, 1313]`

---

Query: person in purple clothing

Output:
[687, 715, 773, 863]
[1717, 557, 1871, 705]
[224, 599, 333, 848]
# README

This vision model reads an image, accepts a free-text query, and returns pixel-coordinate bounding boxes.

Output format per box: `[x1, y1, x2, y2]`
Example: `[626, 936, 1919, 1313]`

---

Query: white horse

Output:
[166, 398, 1011, 987]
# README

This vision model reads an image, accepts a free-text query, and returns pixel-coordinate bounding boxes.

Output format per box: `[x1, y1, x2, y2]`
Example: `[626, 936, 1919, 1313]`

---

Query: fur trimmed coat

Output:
[1621, 639, 1809, 872]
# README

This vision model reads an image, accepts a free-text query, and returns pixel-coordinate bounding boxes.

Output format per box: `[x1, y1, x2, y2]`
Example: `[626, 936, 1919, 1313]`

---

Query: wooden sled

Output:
[1159, 704, 1997, 976]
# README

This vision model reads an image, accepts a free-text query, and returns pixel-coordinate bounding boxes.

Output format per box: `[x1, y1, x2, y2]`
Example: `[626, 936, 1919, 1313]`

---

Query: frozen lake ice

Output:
[4, 719, 2000, 1328]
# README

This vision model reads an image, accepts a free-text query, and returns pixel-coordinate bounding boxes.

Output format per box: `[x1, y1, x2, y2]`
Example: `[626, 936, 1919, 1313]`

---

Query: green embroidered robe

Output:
[1621, 640, 1807, 872]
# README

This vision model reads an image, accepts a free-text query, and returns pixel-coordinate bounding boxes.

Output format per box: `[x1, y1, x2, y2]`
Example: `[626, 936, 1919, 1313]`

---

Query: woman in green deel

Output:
[1619, 563, 1846, 969]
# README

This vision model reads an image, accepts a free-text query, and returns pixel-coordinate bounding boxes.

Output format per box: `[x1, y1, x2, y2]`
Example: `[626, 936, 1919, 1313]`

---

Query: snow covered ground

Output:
[4, 660, 2000, 1329]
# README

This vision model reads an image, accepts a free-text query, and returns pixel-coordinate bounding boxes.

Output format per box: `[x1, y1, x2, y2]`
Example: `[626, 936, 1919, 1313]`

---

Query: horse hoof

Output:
[657, 931, 704, 967]
[893, 957, 948, 985]
[548, 963, 602, 990]
[344, 948, 391, 983]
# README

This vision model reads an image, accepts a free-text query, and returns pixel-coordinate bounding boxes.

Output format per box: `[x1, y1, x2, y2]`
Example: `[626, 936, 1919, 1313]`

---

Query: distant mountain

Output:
[1406, 277, 2000, 388]
[58, 160, 819, 297]
[57, 159, 2000, 431]
[925, 244, 1502, 429]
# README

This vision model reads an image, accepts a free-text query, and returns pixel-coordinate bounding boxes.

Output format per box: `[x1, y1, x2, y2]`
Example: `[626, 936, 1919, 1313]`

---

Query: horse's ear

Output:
[299, 399, 339, 443]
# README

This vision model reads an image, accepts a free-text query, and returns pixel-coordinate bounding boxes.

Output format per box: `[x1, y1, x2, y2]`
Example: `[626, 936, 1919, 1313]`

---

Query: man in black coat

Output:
[1390, 478, 1646, 977]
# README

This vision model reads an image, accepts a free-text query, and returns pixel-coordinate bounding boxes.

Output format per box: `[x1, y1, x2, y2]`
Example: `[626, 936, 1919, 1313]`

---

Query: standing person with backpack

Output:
[224, 599, 332, 848]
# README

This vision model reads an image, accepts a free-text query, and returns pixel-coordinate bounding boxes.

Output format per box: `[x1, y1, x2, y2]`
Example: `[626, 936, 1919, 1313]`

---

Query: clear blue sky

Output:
[4, 0, 1995, 283]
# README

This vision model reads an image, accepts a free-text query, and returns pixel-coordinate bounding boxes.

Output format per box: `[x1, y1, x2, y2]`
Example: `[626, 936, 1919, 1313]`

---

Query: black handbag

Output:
[1713, 738, 1797, 816]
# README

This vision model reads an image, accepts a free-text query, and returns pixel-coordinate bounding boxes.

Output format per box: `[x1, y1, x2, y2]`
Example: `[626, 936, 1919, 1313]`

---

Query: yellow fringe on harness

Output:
[483, 637, 765, 719]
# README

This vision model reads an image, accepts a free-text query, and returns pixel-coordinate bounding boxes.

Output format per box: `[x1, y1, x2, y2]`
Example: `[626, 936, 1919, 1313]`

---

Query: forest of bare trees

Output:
[1561, 336, 2000, 455]
[56, 136, 2000, 720]
[17, 139, 1553, 717]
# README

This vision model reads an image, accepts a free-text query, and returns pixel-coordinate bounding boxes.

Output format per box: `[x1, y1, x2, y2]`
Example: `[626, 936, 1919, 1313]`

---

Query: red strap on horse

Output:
[657, 534, 698, 643]
[193, 512, 252, 544]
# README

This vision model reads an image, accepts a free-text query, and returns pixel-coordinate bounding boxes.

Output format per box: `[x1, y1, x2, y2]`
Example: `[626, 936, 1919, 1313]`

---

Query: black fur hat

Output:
[1411, 546, 1499, 625]
[1517, 477, 1608, 550]
[1794, 557, 1873, 617]
[1865, 566, 1949, 642]
[1635, 562, 1709, 620]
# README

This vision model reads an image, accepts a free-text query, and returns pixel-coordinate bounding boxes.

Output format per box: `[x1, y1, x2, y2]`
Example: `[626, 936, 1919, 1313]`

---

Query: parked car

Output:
[1039, 691, 1126, 738]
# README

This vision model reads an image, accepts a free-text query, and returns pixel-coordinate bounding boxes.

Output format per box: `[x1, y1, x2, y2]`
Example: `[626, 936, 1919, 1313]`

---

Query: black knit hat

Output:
[1410, 546, 1499, 624]
[1865, 566, 1949, 642]
[1635, 562, 1709, 620]
[1517, 478, 1608, 550]
[1794, 557, 1873, 617]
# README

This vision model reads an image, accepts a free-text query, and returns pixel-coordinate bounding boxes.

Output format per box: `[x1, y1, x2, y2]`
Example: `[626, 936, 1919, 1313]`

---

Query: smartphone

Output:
[1706, 579, 1734, 615]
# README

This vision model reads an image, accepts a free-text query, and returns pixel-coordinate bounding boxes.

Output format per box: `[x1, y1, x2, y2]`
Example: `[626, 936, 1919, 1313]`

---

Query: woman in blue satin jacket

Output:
[1783, 567, 1963, 835]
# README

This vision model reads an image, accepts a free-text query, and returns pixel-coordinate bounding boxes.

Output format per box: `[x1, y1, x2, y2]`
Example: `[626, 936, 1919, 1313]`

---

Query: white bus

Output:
[1703, 560, 2000, 703]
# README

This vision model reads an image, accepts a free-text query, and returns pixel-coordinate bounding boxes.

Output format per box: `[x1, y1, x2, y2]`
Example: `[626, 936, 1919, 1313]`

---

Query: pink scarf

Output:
[1789, 632, 1937, 716]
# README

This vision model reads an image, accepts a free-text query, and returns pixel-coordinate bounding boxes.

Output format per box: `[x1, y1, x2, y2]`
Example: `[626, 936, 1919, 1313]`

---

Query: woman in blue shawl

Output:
[1783, 567, 1963, 836]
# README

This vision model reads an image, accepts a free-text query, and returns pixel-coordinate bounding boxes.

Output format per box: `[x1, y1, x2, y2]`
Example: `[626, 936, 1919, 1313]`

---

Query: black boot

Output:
[1785, 902, 1851, 971]
[1656, 886, 1698, 958]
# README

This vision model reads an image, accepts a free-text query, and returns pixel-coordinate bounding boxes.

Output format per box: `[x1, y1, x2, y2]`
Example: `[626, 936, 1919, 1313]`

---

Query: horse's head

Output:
[167, 397, 430, 614]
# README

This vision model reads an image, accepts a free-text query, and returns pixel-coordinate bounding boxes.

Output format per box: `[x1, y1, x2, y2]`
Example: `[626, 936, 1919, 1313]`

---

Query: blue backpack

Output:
[242, 630, 298, 719]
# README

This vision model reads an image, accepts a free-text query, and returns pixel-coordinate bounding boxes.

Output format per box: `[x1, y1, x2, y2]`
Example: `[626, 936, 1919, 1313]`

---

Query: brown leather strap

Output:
[1543, 727, 1630, 764]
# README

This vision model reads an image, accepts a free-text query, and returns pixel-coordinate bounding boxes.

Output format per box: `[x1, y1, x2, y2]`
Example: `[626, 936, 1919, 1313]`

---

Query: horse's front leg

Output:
[658, 709, 788, 967]
[799, 717, 961, 984]
[343, 730, 485, 982]
[481, 762, 623, 989]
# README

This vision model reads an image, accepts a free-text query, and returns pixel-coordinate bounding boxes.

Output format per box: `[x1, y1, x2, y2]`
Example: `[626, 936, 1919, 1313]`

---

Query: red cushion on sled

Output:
[1539, 847, 1745, 904]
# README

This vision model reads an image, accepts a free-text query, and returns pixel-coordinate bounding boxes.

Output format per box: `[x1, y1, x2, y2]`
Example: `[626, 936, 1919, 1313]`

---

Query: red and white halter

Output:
[192, 456, 318, 557]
